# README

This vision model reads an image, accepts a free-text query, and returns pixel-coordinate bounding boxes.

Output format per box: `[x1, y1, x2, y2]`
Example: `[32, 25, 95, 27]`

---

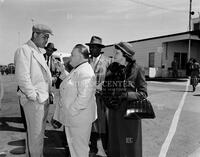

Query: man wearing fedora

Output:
[14, 24, 53, 157]
[44, 42, 60, 87]
[44, 42, 57, 67]
[86, 36, 111, 157]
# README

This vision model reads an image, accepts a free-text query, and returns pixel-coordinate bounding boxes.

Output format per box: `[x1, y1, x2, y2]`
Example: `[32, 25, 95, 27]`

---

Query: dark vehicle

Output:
[6, 63, 15, 74]
[0, 65, 8, 75]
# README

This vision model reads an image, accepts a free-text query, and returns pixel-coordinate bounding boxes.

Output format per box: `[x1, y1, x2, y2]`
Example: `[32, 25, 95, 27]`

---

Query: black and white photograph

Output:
[0, 0, 200, 157]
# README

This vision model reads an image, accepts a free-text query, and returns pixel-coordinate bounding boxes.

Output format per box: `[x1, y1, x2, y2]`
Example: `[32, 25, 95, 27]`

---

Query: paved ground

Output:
[0, 75, 69, 157]
[1, 74, 200, 157]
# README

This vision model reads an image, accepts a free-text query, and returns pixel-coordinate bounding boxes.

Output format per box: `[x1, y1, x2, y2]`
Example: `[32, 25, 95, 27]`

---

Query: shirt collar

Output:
[27, 40, 45, 54]
[93, 54, 101, 64]
[73, 61, 88, 70]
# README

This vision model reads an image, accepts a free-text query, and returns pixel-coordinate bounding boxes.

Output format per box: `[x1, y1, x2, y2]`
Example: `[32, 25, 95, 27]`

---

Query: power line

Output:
[129, 0, 188, 13]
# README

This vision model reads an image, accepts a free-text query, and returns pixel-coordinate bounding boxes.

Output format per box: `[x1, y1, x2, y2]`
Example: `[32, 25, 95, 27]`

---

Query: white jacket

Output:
[54, 62, 97, 126]
[14, 40, 52, 104]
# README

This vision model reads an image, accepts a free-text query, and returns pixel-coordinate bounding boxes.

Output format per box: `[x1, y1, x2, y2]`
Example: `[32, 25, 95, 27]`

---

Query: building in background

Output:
[103, 18, 200, 78]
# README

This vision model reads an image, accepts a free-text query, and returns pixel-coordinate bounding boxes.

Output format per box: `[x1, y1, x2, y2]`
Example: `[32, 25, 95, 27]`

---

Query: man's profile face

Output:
[69, 48, 81, 68]
[89, 45, 102, 58]
[35, 33, 49, 48]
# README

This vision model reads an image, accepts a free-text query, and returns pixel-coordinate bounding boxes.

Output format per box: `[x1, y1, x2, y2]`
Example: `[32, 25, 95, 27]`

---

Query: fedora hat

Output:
[86, 36, 105, 48]
[45, 43, 57, 52]
[115, 42, 135, 60]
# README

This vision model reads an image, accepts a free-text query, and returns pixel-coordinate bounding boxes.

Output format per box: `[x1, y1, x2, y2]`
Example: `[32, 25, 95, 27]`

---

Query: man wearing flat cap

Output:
[86, 36, 111, 157]
[14, 24, 53, 157]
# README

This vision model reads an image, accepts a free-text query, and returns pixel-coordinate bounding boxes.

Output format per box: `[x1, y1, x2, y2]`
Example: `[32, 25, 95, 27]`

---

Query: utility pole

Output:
[189, 0, 192, 31]
[188, 0, 192, 61]
[31, 18, 35, 26]
[18, 32, 20, 46]
[198, 12, 200, 30]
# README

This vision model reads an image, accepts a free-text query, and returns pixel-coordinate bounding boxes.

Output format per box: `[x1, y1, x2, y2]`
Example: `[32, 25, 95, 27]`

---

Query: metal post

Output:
[18, 32, 20, 46]
[188, 0, 192, 61]
[188, 37, 191, 60]
[198, 12, 200, 30]
[31, 18, 34, 26]
[189, 0, 192, 31]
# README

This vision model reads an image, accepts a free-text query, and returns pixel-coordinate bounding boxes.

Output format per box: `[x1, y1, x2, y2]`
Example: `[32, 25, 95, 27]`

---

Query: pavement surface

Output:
[1, 75, 200, 157]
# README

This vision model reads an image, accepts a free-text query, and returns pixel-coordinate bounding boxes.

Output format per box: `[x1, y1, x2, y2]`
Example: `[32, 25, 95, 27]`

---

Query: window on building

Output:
[174, 52, 187, 69]
[149, 52, 155, 67]
[193, 22, 200, 31]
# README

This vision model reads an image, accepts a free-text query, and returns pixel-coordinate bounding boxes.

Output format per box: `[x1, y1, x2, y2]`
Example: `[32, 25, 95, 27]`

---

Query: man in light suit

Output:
[14, 24, 53, 157]
[86, 36, 111, 157]
[53, 44, 97, 157]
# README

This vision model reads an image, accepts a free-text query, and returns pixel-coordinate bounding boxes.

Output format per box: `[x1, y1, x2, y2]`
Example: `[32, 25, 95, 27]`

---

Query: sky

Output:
[0, 0, 200, 65]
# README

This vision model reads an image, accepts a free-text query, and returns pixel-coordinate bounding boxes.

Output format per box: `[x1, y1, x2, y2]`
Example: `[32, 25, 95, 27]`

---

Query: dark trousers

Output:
[89, 132, 108, 154]
[62, 128, 68, 147]
[108, 109, 142, 157]
[19, 100, 27, 131]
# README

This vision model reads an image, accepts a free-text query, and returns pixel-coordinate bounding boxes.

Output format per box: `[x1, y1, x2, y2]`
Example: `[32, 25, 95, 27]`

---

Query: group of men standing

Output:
[14, 24, 111, 157]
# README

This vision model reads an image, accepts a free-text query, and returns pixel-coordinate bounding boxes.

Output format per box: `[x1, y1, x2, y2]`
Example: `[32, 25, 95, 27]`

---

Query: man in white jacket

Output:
[14, 24, 53, 157]
[53, 44, 97, 157]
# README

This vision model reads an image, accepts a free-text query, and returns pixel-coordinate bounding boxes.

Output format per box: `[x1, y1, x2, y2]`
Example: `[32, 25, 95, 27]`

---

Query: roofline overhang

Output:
[105, 30, 200, 48]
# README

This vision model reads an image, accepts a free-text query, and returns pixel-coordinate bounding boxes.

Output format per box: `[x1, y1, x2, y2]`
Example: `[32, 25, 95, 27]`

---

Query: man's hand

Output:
[51, 117, 62, 129]
[53, 58, 65, 73]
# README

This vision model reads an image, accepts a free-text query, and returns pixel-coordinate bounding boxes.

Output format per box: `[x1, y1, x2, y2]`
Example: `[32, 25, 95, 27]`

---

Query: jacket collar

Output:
[26, 40, 44, 54]
[70, 61, 89, 74]
[26, 40, 51, 78]
[73, 61, 88, 70]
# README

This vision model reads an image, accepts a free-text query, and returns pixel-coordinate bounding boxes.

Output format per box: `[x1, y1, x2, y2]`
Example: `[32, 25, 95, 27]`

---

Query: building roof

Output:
[105, 30, 200, 47]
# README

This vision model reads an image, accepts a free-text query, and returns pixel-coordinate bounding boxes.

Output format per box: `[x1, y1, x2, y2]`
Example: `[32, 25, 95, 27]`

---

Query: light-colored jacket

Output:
[90, 54, 111, 91]
[14, 40, 52, 105]
[54, 62, 97, 126]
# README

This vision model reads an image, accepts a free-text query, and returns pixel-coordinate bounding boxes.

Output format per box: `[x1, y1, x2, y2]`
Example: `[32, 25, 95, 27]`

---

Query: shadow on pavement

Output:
[0, 154, 7, 157]
[0, 117, 23, 124]
[170, 90, 193, 93]
[193, 94, 200, 96]
[0, 117, 25, 132]
[44, 130, 69, 157]
[8, 139, 25, 155]
[10, 147, 25, 155]
[147, 77, 188, 82]
[8, 130, 69, 156]
[8, 139, 25, 146]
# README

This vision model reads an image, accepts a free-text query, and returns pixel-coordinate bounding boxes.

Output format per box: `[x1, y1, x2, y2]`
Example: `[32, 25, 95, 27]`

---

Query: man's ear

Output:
[79, 53, 84, 61]
[33, 32, 40, 41]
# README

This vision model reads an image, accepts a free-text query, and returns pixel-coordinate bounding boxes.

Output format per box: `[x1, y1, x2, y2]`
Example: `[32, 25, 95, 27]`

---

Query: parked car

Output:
[7, 63, 15, 74]
[0, 65, 8, 75]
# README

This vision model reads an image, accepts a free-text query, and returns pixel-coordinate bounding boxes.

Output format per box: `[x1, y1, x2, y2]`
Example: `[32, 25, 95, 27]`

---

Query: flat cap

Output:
[115, 42, 135, 59]
[32, 24, 53, 35]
